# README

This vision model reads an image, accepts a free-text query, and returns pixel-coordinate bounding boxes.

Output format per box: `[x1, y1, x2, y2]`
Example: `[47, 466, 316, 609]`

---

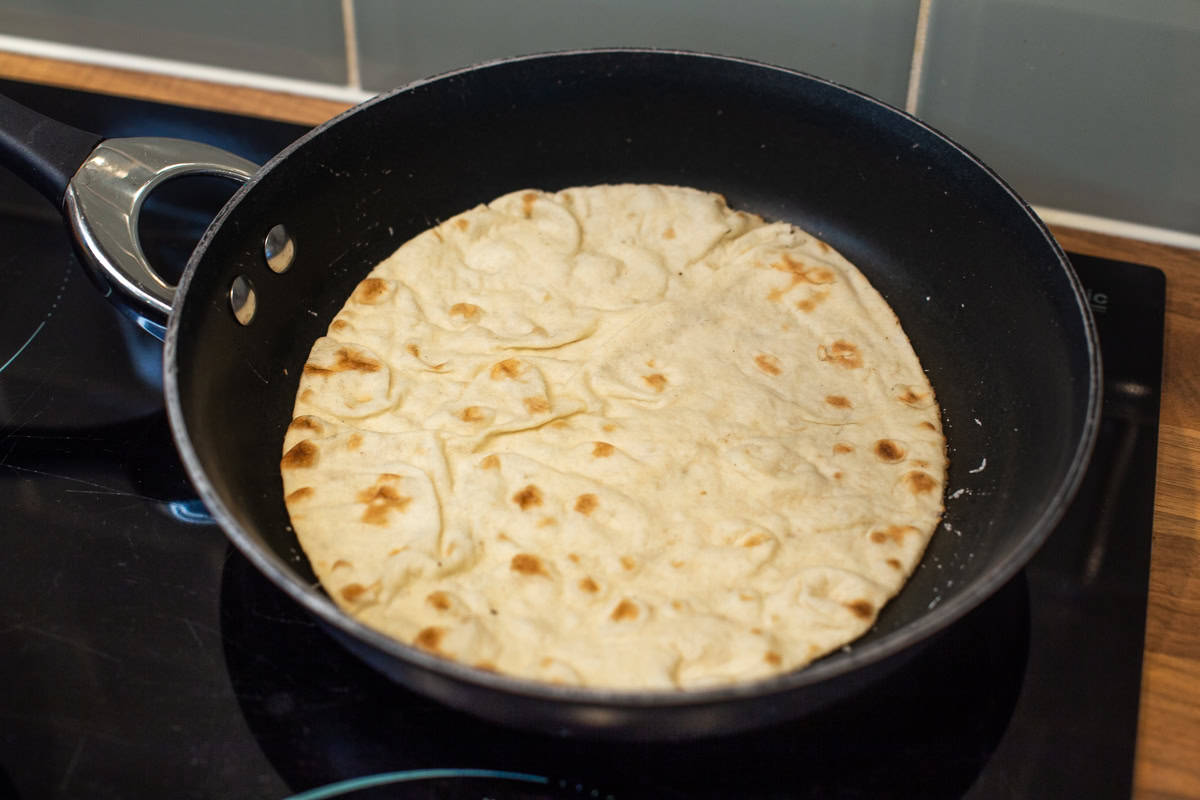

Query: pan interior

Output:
[169, 51, 1095, 700]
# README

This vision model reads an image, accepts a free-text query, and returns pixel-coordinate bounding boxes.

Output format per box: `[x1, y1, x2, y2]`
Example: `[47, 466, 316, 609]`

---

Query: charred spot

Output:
[869, 525, 920, 544]
[845, 599, 875, 620]
[764, 651, 782, 666]
[288, 416, 324, 434]
[874, 439, 906, 463]
[414, 626, 446, 653]
[511, 553, 547, 576]
[904, 471, 939, 495]
[919, 420, 939, 431]
[898, 387, 931, 406]
[449, 302, 480, 318]
[521, 191, 538, 218]
[285, 486, 314, 503]
[512, 484, 543, 510]
[281, 440, 319, 469]
[330, 319, 349, 332]
[340, 583, 368, 602]
[611, 599, 639, 621]
[427, 591, 452, 611]
[643, 373, 668, 392]
[524, 396, 550, 414]
[592, 441, 614, 458]
[886, 558, 902, 570]
[817, 340, 862, 369]
[754, 354, 782, 375]
[574, 493, 598, 515]
[351, 277, 389, 304]
[825, 395, 852, 409]
[579, 577, 600, 593]
[490, 358, 522, 380]
[357, 481, 413, 525]
[303, 347, 383, 376]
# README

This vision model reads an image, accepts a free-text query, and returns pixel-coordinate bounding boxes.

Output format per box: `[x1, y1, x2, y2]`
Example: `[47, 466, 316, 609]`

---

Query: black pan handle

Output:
[1, 93, 260, 336]
[0, 92, 104, 207]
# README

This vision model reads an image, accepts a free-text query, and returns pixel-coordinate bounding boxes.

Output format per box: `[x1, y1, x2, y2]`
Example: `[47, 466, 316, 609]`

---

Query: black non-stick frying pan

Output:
[0, 50, 1100, 740]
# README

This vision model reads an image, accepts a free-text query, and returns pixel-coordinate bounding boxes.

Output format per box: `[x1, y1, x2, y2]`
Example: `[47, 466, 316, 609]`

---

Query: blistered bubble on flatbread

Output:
[282, 184, 946, 689]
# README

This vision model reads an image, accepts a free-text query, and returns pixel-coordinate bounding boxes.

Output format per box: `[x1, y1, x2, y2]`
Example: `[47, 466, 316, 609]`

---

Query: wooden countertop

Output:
[3, 51, 1198, 800]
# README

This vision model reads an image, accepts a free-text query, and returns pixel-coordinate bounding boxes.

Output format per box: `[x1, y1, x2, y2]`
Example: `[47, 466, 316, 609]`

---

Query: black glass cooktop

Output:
[0, 80, 1164, 800]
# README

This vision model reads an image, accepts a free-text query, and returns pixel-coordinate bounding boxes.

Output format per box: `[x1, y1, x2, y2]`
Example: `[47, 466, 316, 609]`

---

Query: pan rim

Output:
[163, 47, 1103, 713]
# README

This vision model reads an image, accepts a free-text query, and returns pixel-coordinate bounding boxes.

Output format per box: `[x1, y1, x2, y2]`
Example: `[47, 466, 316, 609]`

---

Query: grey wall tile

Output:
[0, 0, 347, 84]
[355, 0, 921, 108]
[919, 0, 1200, 234]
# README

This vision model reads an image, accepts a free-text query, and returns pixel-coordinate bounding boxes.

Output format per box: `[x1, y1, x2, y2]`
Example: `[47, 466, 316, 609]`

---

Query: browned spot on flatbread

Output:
[454, 218, 469, 231]
[351, 277, 389, 304]
[754, 354, 782, 375]
[513, 484, 543, 510]
[579, 577, 599, 593]
[460, 405, 485, 422]
[288, 416, 324, 434]
[795, 292, 829, 312]
[767, 253, 836, 301]
[904, 470, 938, 494]
[874, 439, 906, 463]
[304, 347, 383, 376]
[281, 440, 318, 469]
[491, 358, 522, 379]
[817, 340, 862, 369]
[474, 660, 497, 671]
[537, 516, 556, 528]
[511, 553, 547, 576]
[406, 343, 421, 359]
[592, 441, 614, 457]
[845, 599, 875, 620]
[414, 626, 446, 653]
[340, 583, 368, 602]
[833, 471, 843, 480]
[620, 555, 636, 571]
[567, 553, 580, 563]
[825, 395, 852, 408]
[480, 454, 500, 470]
[643, 373, 668, 392]
[662, 226, 676, 239]
[898, 387, 930, 406]
[299, 389, 315, 403]
[285, 487, 314, 503]
[886, 558, 902, 570]
[919, 420, 938, 431]
[345, 433, 363, 450]
[331, 559, 351, 569]
[524, 396, 550, 413]
[602, 423, 616, 432]
[330, 319, 349, 332]
[870, 525, 920, 544]
[357, 481, 412, 525]
[521, 191, 538, 218]
[833, 443, 854, 454]
[574, 493, 598, 515]
[449, 302, 480, 319]
[427, 591, 452, 611]
[764, 651, 782, 666]
[611, 599, 639, 621]
[741, 533, 768, 547]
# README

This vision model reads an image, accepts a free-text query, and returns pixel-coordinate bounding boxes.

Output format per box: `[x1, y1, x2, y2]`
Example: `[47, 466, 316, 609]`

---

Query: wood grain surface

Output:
[3, 50, 1198, 800]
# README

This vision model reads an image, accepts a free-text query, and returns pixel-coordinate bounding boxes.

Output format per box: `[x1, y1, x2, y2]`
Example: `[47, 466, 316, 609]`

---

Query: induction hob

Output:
[0, 80, 1164, 800]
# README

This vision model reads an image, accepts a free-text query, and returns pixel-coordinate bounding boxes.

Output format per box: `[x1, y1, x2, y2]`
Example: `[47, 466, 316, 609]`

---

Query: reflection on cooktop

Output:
[220, 551, 1029, 799]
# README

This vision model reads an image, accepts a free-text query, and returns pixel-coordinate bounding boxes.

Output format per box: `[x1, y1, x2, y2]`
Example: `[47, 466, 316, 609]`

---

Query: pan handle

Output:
[1, 93, 259, 336]
[64, 138, 259, 335]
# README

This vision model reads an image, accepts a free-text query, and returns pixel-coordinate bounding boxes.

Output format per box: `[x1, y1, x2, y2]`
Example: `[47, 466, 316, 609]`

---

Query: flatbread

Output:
[281, 184, 945, 689]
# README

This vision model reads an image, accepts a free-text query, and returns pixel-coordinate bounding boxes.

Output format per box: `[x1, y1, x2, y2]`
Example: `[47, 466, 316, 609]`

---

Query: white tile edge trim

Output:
[905, 0, 933, 115]
[1034, 205, 1200, 252]
[0, 33, 375, 105]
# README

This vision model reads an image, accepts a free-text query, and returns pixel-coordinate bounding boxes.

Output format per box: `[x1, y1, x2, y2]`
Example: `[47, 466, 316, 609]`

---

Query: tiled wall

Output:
[1, 0, 1197, 236]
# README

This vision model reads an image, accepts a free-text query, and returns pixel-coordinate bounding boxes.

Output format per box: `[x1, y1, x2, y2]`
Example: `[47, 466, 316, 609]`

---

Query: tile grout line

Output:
[905, 0, 933, 116]
[341, 0, 362, 90]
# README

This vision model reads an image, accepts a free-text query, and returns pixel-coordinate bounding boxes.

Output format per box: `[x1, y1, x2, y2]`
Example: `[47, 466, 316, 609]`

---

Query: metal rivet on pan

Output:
[264, 224, 295, 273]
[230, 275, 257, 325]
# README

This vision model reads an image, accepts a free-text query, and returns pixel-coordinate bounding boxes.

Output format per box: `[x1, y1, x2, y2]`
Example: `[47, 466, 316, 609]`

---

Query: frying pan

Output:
[0, 50, 1100, 740]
